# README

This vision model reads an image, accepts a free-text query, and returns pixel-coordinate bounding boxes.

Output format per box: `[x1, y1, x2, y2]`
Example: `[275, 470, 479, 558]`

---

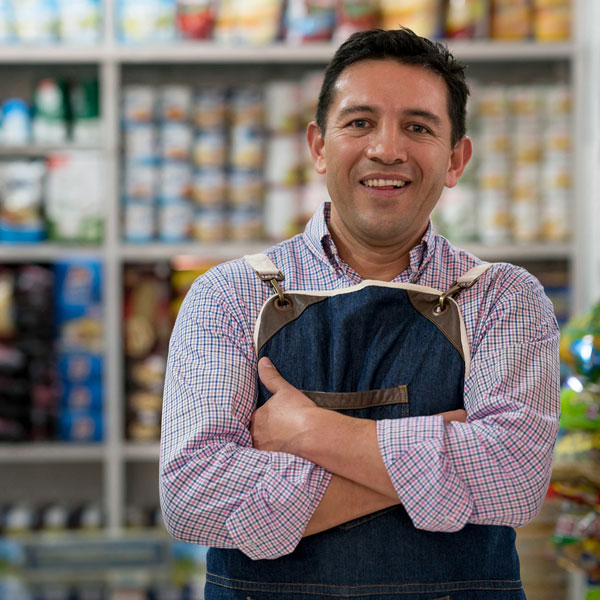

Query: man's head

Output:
[315, 28, 469, 147]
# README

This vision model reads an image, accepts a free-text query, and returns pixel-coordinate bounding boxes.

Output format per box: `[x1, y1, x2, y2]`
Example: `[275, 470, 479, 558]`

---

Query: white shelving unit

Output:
[0, 4, 597, 596]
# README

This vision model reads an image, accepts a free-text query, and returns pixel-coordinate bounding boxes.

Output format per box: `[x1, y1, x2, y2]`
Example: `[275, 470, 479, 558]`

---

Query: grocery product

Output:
[31, 78, 69, 145]
[0, 99, 31, 146]
[57, 0, 101, 44]
[192, 207, 227, 241]
[122, 85, 156, 123]
[69, 79, 101, 145]
[118, 0, 176, 44]
[533, 0, 571, 42]
[123, 199, 155, 242]
[192, 168, 227, 208]
[285, 0, 336, 43]
[176, 0, 216, 40]
[0, 161, 46, 243]
[445, 0, 488, 39]
[264, 134, 302, 187]
[157, 198, 193, 241]
[193, 87, 228, 129]
[264, 81, 301, 134]
[12, 0, 58, 44]
[334, 0, 378, 42]
[379, 0, 443, 39]
[263, 187, 298, 241]
[45, 151, 104, 243]
[490, 0, 532, 40]
[160, 121, 194, 162]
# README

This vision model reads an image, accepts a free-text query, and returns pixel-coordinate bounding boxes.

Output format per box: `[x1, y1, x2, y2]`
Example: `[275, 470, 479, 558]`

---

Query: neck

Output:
[328, 211, 427, 282]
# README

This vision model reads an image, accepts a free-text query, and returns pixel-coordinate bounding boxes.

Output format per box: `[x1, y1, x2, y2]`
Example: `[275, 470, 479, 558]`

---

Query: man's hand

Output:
[250, 357, 319, 453]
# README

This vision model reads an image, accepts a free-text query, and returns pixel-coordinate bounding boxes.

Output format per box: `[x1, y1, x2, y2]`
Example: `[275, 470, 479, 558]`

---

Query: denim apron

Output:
[205, 254, 525, 600]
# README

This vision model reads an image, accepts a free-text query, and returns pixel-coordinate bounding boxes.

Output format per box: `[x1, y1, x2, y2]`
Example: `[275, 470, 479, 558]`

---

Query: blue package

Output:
[60, 381, 103, 412]
[58, 352, 103, 383]
[53, 259, 102, 322]
[58, 409, 103, 442]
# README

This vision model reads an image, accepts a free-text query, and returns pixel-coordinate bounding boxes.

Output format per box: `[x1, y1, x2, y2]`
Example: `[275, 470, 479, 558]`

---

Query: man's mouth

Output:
[360, 178, 408, 190]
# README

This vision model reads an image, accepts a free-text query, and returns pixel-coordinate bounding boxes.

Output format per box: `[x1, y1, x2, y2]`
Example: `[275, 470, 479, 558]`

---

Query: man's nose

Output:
[365, 125, 408, 164]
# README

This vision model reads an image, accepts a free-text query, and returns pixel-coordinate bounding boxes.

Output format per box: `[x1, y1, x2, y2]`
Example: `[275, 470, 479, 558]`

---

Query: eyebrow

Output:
[336, 105, 443, 128]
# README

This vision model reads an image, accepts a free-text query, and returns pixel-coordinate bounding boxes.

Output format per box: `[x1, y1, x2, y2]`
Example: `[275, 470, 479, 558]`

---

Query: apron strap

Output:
[244, 253, 289, 307]
[437, 262, 494, 312]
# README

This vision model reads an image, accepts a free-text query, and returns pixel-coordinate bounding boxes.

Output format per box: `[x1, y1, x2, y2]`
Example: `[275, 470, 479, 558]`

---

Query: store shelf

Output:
[463, 242, 573, 261]
[0, 443, 105, 463]
[0, 243, 104, 262]
[0, 145, 102, 157]
[123, 443, 160, 461]
[119, 241, 270, 262]
[0, 45, 106, 64]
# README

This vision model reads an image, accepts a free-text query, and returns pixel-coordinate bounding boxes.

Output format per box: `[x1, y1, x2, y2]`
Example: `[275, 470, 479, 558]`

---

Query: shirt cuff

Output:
[377, 415, 472, 532]
[226, 458, 332, 560]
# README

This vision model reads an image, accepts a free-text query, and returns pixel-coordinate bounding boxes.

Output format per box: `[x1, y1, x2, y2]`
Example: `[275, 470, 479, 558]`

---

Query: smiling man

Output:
[160, 28, 560, 600]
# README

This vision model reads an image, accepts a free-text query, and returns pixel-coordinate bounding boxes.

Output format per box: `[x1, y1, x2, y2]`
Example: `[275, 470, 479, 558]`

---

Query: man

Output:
[160, 28, 560, 599]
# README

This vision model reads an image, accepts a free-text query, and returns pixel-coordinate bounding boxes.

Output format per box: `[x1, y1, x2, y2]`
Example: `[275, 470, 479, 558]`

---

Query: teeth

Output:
[363, 179, 407, 188]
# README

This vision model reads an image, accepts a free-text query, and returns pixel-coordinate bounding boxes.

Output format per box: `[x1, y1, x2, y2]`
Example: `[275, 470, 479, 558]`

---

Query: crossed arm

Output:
[251, 357, 466, 536]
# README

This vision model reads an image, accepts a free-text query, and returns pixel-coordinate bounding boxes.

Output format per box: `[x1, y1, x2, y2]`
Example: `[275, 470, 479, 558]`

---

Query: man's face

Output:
[308, 59, 471, 249]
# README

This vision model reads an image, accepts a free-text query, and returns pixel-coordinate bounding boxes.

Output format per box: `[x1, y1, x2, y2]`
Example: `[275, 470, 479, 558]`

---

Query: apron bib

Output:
[205, 255, 525, 600]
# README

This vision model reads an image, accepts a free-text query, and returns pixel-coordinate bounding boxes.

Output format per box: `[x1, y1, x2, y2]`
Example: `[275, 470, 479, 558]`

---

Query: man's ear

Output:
[307, 121, 326, 174]
[444, 136, 473, 188]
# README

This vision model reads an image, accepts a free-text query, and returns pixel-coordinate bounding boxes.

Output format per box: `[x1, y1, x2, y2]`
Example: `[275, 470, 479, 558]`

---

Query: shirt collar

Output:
[302, 201, 437, 283]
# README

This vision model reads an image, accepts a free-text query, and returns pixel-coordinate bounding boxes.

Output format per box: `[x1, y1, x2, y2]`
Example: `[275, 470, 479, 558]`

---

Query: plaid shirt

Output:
[160, 201, 561, 560]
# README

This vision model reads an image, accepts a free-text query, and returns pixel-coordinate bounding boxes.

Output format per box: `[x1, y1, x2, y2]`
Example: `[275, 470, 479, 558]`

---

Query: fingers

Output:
[440, 409, 468, 424]
[257, 356, 290, 394]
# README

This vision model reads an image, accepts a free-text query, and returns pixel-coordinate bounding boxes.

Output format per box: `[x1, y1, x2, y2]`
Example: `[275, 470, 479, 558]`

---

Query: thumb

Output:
[258, 357, 289, 395]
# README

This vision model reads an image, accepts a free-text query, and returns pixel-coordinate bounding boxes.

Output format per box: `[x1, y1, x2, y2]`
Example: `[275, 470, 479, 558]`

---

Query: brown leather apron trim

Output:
[406, 289, 464, 362]
[256, 293, 327, 354]
[302, 386, 408, 410]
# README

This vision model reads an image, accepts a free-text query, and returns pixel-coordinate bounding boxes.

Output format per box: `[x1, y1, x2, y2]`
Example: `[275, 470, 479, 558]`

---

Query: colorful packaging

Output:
[490, 0, 532, 40]
[160, 122, 193, 162]
[124, 123, 157, 162]
[158, 161, 192, 199]
[533, 0, 571, 42]
[45, 151, 104, 243]
[228, 207, 262, 242]
[335, 0, 379, 42]
[0, 99, 31, 146]
[263, 187, 299, 241]
[124, 161, 157, 199]
[264, 81, 301, 134]
[285, 0, 336, 44]
[122, 85, 156, 123]
[176, 0, 216, 40]
[192, 168, 227, 208]
[379, 0, 443, 39]
[192, 129, 228, 168]
[157, 198, 193, 241]
[227, 169, 264, 208]
[57, 0, 101, 44]
[265, 134, 302, 187]
[31, 78, 69, 145]
[192, 207, 227, 242]
[118, 0, 176, 44]
[193, 87, 228, 129]
[159, 85, 192, 122]
[123, 199, 155, 242]
[229, 126, 264, 170]
[445, 0, 488, 39]
[12, 0, 58, 44]
[70, 79, 101, 145]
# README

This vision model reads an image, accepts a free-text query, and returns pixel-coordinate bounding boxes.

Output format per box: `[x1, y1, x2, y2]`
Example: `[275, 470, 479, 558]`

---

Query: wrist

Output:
[288, 405, 322, 459]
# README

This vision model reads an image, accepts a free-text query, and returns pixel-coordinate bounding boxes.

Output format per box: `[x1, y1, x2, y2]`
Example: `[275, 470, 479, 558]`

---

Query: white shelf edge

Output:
[0, 443, 105, 463]
[123, 443, 160, 461]
[0, 44, 108, 63]
[0, 145, 102, 157]
[119, 241, 271, 262]
[0, 40, 574, 65]
[462, 242, 572, 261]
[0, 243, 104, 262]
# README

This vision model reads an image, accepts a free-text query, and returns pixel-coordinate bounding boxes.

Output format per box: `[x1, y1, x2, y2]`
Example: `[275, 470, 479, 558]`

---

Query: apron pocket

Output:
[336, 505, 400, 531]
[302, 385, 408, 411]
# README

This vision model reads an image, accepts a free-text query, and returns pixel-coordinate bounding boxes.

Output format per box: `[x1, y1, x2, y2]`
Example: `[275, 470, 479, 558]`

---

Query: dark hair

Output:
[315, 28, 469, 147]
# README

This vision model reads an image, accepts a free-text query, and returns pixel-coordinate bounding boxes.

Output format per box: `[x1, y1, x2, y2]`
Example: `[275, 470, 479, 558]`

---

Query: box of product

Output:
[60, 381, 103, 412]
[58, 352, 103, 383]
[45, 151, 104, 243]
[58, 408, 103, 442]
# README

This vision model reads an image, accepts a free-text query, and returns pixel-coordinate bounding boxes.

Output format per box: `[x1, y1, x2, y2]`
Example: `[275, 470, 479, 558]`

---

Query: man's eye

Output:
[410, 124, 429, 134]
[350, 119, 369, 128]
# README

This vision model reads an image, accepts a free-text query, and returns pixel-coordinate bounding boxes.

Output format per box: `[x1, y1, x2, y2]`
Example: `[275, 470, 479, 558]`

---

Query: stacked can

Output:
[475, 85, 511, 245]
[222, 86, 264, 242]
[122, 85, 158, 242]
[263, 80, 303, 241]
[540, 84, 572, 242]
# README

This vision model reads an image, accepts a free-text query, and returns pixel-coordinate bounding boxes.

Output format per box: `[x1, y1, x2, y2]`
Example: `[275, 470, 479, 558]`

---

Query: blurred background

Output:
[0, 0, 599, 599]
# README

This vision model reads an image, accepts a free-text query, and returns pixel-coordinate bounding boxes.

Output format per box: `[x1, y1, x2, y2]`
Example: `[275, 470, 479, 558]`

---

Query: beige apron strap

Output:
[437, 262, 494, 312]
[243, 253, 289, 307]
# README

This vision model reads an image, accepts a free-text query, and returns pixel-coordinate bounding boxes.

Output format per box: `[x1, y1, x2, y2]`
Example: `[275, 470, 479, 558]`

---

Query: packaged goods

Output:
[192, 207, 227, 241]
[60, 381, 103, 412]
[265, 134, 302, 187]
[58, 409, 102, 441]
[118, 0, 176, 44]
[543, 117, 572, 155]
[12, 0, 58, 44]
[263, 187, 298, 241]
[476, 85, 508, 119]
[70, 79, 101, 145]
[0, 1, 15, 44]
[123, 199, 155, 242]
[511, 119, 542, 164]
[227, 169, 263, 208]
[232, 0, 283, 45]
[379, 0, 443, 39]
[157, 198, 193, 241]
[192, 129, 228, 168]
[124, 162, 157, 199]
[264, 81, 301, 134]
[542, 84, 572, 118]
[541, 155, 571, 193]
[0, 99, 31, 146]
[229, 126, 264, 170]
[193, 87, 228, 129]
[533, 0, 571, 42]
[477, 124, 509, 156]
[285, 0, 336, 43]
[122, 85, 156, 123]
[176, 0, 216, 40]
[159, 85, 192, 122]
[433, 185, 477, 243]
[477, 189, 511, 245]
[228, 207, 262, 242]
[490, 0, 532, 40]
[0, 161, 46, 243]
[300, 71, 324, 127]
[229, 87, 264, 127]
[160, 122, 193, 162]
[477, 156, 509, 191]
[57, 0, 101, 44]
[31, 78, 69, 145]
[192, 168, 227, 208]
[540, 191, 570, 242]
[45, 151, 104, 243]
[511, 197, 540, 243]
[159, 161, 192, 199]
[445, 0, 488, 39]
[58, 352, 102, 384]
[124, 123, 157, 163]
[335, 0, 379, 42]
